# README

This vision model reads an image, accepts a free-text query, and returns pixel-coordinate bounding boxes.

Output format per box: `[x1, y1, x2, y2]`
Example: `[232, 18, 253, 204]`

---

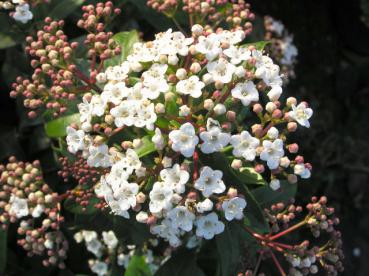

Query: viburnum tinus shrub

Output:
[5, 1, 344, 275]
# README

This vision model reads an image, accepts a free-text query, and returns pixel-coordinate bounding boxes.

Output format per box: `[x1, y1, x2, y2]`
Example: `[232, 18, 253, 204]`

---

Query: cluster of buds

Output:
[147, 0, 254, 34]
[77, 2, 121, 61]
[58, 154, 107, 212]
[74, 230, 161, 275]
[9, 2, 121, 118]
[264, 16, 298, 83]
[243, 196, 344, 276]
[0, 157, 68, 268]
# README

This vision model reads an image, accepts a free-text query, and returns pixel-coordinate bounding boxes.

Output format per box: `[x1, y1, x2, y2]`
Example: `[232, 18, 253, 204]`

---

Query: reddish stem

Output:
[269, 220, 307, 241]
[193, 150, 199, 181]
[270, 250, 287, 276]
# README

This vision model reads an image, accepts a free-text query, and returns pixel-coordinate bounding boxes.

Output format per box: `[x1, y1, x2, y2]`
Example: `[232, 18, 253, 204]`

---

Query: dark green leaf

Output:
[251, 180, 297, 208]
[124, 255, 152, 276]
[237, 167, 267, 186]
[44, 113, 80, 138]
[0, 229, 7, 274]
[49, 0, 84, 20]
[0, 33, 16, 49]
[155, 249, 205, 276]
[165, 97, 178, 116]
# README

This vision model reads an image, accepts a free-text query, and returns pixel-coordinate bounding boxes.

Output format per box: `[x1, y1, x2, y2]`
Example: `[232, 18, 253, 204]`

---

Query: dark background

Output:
[1, 0, 369, 275]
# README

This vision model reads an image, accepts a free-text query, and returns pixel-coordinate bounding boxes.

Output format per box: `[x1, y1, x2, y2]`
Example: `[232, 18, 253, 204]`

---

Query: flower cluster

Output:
[264, 16, 298, 83]
[0, 0, 37, 24]
[0, 157, 68, 268]
[65, 25, 313, 247]
[74, 229, 161, 275]
[9, 2, 121, 118]
[147, 0, 254, 34]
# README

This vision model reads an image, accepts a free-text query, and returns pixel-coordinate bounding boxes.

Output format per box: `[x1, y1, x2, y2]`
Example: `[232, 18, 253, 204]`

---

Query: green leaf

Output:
[216, 222, 256, 276]
[49, 0, 85, 20]
[125, 255, 152, 276]
[237, 167, 267, 186]
[251, 180, 297, 208]
[0, 33, 16, 49]
[0, 229, 7, 274]
[155, 249, 205, 276]
[242, 40, 271, 50]
[64, 196, 100, 215]
[44, 113, 80, 138]
[115, 30, 140, 62]
[134, 136, 156, 158]
[165, 97, 178, 116]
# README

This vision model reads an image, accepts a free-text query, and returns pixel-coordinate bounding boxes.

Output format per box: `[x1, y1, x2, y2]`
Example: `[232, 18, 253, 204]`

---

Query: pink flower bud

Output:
[288, 143, 299, 153]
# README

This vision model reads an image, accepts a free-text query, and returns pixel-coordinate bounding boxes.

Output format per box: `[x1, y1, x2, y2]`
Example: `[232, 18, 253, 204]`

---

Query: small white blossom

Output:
[195, 34, 222, 61]
[207, 58, 235, 84]
[195, 212, 225, 239]
[231, 81, 259, 106]
[160, 164, 189, 194]
[289, 103, 313, 128]
[102, 231, 118, 250]
[224, 46, 251, 65]
[169, 123, 199, 158]
[167, 206, 195, 232]
[13, 3, 33, 24]
[87, 144, 111, 168]
[270, 179, 281, 190]
[194, 166, 225, 197]
[200, 122, 230, 154]
[152, 128, 165, 150]
[9, 195, 29, 218]
[179, 105, 191, 117]
[230, 131, 260, 161]
[176, 76, 205, 98]
[149, 182, 174, 213]
[267, 127, 279, 139]
[196, 198, 214, 213]
[66, 127, 85, 153]
[260, 139, 284, 169]
[90, 261, 108, 276]
[294, 164, 311, 179]
[222, 197, 247, 221]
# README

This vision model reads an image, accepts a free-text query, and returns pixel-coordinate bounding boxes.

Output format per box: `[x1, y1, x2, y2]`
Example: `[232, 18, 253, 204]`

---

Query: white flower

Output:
[267, 85, 283, 101]
[231, 81, 259, 106]
[31, 204, 44, 218]
[136, 211, 148, 223]
[142, 77, 169, 99]
[149, 182, 174, 213]
[86, 239, 103, 257]
[194, 166, 225, 197]
[195, 34, 222, 61]
[224, 46, 251, 65]
[169, 123, 199, 158]
[179, 105, 191, 117]
[230, 131, 260, 161]
[13, 3, 33, 24]
[66, 127, 85, 153]
[195, 212, 225, 239]
[90, 261, 108, 276]
[74, 232, 83, 243]
[289, 103, 313, 128]
[260, 139, 285, 169]
[101, 82, 130, 105]
[196, 198, 214, 213]
[117, 253, 131, 268]
[294, 164, 311, 179]
[87, 144, 111, 168]
[121, 149, 142, 174]
[112, 182, 139, 211]
[269, 179, 281, 190]
[102, 231, 118, 250]
[200, 122, 230, 154]
[160, 164, 189, 194]
[222, 197, 247, 221]
[82, 230, 98, 243]
[167, 206, 195, 232]
[152, 128, 165, 150]
[267, 127, 279, 139]
[90, 95, 107, 117]
[9, 195, 29, 218]
[151, 219, 181, 247]
[110, 101, 136, 127]
[213, 103, 226, 115]
[176, 76, 205, 98]
[162, 156, 172, 168]
[207, 58, 235, 84]
[105, 63, 130, 81]
[136, 101, 157, 130]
